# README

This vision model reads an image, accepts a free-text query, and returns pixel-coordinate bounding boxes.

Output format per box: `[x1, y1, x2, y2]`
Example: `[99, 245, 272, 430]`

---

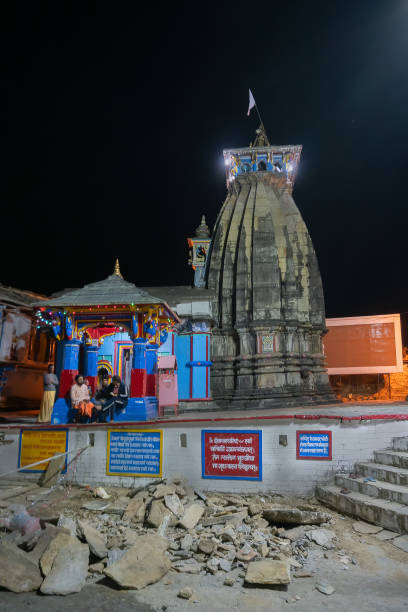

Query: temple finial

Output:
[113, 258, 123, 278]
[195, 215, 210, 238]
[251, 124, 270, 147]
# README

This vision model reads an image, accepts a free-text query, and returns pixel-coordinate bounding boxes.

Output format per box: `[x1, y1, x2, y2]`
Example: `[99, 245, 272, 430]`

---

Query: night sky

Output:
[2, 1, 408, 318]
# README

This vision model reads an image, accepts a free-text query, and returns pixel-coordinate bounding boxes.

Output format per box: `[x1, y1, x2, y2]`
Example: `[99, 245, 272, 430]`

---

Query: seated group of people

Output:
[70, 374, 128, 423]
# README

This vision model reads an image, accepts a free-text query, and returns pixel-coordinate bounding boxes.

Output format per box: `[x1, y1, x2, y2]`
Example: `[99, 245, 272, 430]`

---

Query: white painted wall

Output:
[1, 418, 407, 494]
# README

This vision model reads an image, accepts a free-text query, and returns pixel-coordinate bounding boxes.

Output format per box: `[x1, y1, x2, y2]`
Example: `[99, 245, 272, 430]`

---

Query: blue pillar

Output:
[59, 340, 81, 398]
[83, 344, 99, 395]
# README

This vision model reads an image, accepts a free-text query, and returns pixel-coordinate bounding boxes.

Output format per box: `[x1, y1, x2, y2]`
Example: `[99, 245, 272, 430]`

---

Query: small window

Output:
[180, 433, 187, 448]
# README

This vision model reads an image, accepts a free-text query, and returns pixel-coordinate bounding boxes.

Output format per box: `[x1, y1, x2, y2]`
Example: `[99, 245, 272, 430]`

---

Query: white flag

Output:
[247, 88, 256, 116]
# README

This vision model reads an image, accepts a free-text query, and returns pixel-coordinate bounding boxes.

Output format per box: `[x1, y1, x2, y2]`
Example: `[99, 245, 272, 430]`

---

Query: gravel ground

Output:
[1, 510, 407, 612]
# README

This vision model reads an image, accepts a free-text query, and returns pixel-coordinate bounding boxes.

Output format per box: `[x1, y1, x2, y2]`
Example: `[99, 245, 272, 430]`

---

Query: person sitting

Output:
[97, 375, 128, 422]
[70, 374, 100, 422]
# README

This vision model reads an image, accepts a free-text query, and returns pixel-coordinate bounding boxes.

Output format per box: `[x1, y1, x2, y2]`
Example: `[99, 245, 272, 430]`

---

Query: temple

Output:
[30, 124, 339, 424]
[35, 261, 180, 423]
[206, 124, 334, 407]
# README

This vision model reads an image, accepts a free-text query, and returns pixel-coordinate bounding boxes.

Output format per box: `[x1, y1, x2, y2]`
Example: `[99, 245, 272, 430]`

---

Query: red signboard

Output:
[201, 430, 262, 480]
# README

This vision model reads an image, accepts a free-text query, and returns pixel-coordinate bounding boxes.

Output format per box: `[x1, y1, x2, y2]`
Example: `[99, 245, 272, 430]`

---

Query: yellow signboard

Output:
[18, 429, 68, 472]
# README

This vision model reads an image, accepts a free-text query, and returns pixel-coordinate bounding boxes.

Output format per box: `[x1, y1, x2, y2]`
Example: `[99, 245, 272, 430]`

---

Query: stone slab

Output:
[40, 540, 89, 595]
[104, 535, 171, 589]
[392, 535, 408, 552]
[78, 520, 108, 558]
[375, 529, 399, 541]
[245, 560, 291, 585]
[0, 544, 43, 592]
[179, 504, 205, 530]
[40, 532, 76, 576]
[352, 521, 383, 534]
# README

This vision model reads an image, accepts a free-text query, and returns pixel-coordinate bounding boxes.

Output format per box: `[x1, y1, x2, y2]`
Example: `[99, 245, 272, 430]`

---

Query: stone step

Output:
[316, 484, 408, 534]
[393, 436, 408, 452]
[355, 462, 408, 487]
[374, 450, 408, 470]
[335, 475, 408, 506]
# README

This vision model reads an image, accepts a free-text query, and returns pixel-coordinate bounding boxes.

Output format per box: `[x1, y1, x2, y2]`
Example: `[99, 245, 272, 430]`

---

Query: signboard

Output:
[324, 314, 403, 374]
[296, 431, 332, 460]
[202, 430, 262, 480]
[107, 429, 162, 477]
[18, 429, 68, 473]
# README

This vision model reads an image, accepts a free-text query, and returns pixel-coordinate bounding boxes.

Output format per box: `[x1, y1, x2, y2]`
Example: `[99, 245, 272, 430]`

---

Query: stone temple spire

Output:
[206, 132, 334, 408]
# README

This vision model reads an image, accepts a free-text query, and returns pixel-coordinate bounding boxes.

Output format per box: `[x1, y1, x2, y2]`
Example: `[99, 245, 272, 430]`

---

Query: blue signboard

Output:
[296, 431, 332, 460]
[107, 429, 162, 476]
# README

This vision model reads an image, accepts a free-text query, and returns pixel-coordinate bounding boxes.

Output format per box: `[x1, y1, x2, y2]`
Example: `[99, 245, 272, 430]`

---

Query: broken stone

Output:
[0, 544, 43, 592]
[249, 503, 263, 516]
[178, 587, 193, 599]
[224, 577, 235, 586]
[206, 557, 220, 574]
[263, 507, 331, 525]
[375, 530, 399, 541]
[219, 558, 232, 572]
[198, 538, 215, 554]
[153, 484, 176, 499]
[283, 526, 308, 542]
[104, 534, 171, 590]
[245, 560, 291, 585]
[41, 452, 66, 487]
[147, 500, 171, 528]
[221, 526, 236, 542]
[180, 534, 193, 549]
[27, 524, 71, 563]
[106, 548, 126, 567]
[57, 514, 77, 537]
[179, 504, 205, 530]
[40, 540, 89, 595]
[306, 528, 336, 547]
[294, 571, 313, 578]
[201, 509, 248, 527]
[81, 500, 111, 512]
[123, 497, 146, 522]
[40, 532, 74, 576]
[164, 493, 184, 517]
[315, 582, 335, 595]
[172, 558, 201, 574]
[89, 561, 104, 573]
[352, 521, 383, 535]
[107, 535, 122, 550]
[237, 543, 257, 562]
[258, 542, 269, 557]
[392, 535, 408, 553]
[78, 520, 108, 559]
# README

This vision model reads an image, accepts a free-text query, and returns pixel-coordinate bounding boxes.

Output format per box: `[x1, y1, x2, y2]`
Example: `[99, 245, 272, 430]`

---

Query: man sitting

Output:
[97, 375, 128, 422]
[70, 374, 100, 422]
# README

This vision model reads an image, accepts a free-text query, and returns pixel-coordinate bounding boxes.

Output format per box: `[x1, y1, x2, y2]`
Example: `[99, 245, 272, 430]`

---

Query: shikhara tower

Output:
[206, 125, 334, 407]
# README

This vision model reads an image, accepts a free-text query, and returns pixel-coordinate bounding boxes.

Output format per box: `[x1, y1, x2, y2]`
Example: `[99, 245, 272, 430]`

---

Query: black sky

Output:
[2, 1, 408, 318]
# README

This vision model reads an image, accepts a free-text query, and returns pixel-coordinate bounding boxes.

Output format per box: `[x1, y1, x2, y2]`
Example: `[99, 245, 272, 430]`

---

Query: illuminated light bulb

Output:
[287, 163, 293, 172]
[224, 157, 230, 166]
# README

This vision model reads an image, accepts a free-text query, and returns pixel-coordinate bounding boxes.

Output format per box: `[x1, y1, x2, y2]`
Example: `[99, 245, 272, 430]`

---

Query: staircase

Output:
[316, 436, 408, 534]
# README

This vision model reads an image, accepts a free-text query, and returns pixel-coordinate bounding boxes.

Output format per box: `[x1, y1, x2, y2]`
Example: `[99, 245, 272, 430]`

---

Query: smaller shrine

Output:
[34, 261, 179, 423]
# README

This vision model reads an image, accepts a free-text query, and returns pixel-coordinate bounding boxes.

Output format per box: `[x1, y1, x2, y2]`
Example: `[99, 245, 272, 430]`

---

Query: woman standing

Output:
[38, 364, 59, 423]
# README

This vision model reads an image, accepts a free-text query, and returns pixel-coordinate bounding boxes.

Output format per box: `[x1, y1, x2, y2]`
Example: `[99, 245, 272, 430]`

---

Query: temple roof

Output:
[37, 274, 167, 308]
[0, 283, 48, 308]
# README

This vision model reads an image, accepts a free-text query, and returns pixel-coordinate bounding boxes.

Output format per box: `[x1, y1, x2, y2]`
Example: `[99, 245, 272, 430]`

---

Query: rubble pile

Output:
[0, 477, 337, 595]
